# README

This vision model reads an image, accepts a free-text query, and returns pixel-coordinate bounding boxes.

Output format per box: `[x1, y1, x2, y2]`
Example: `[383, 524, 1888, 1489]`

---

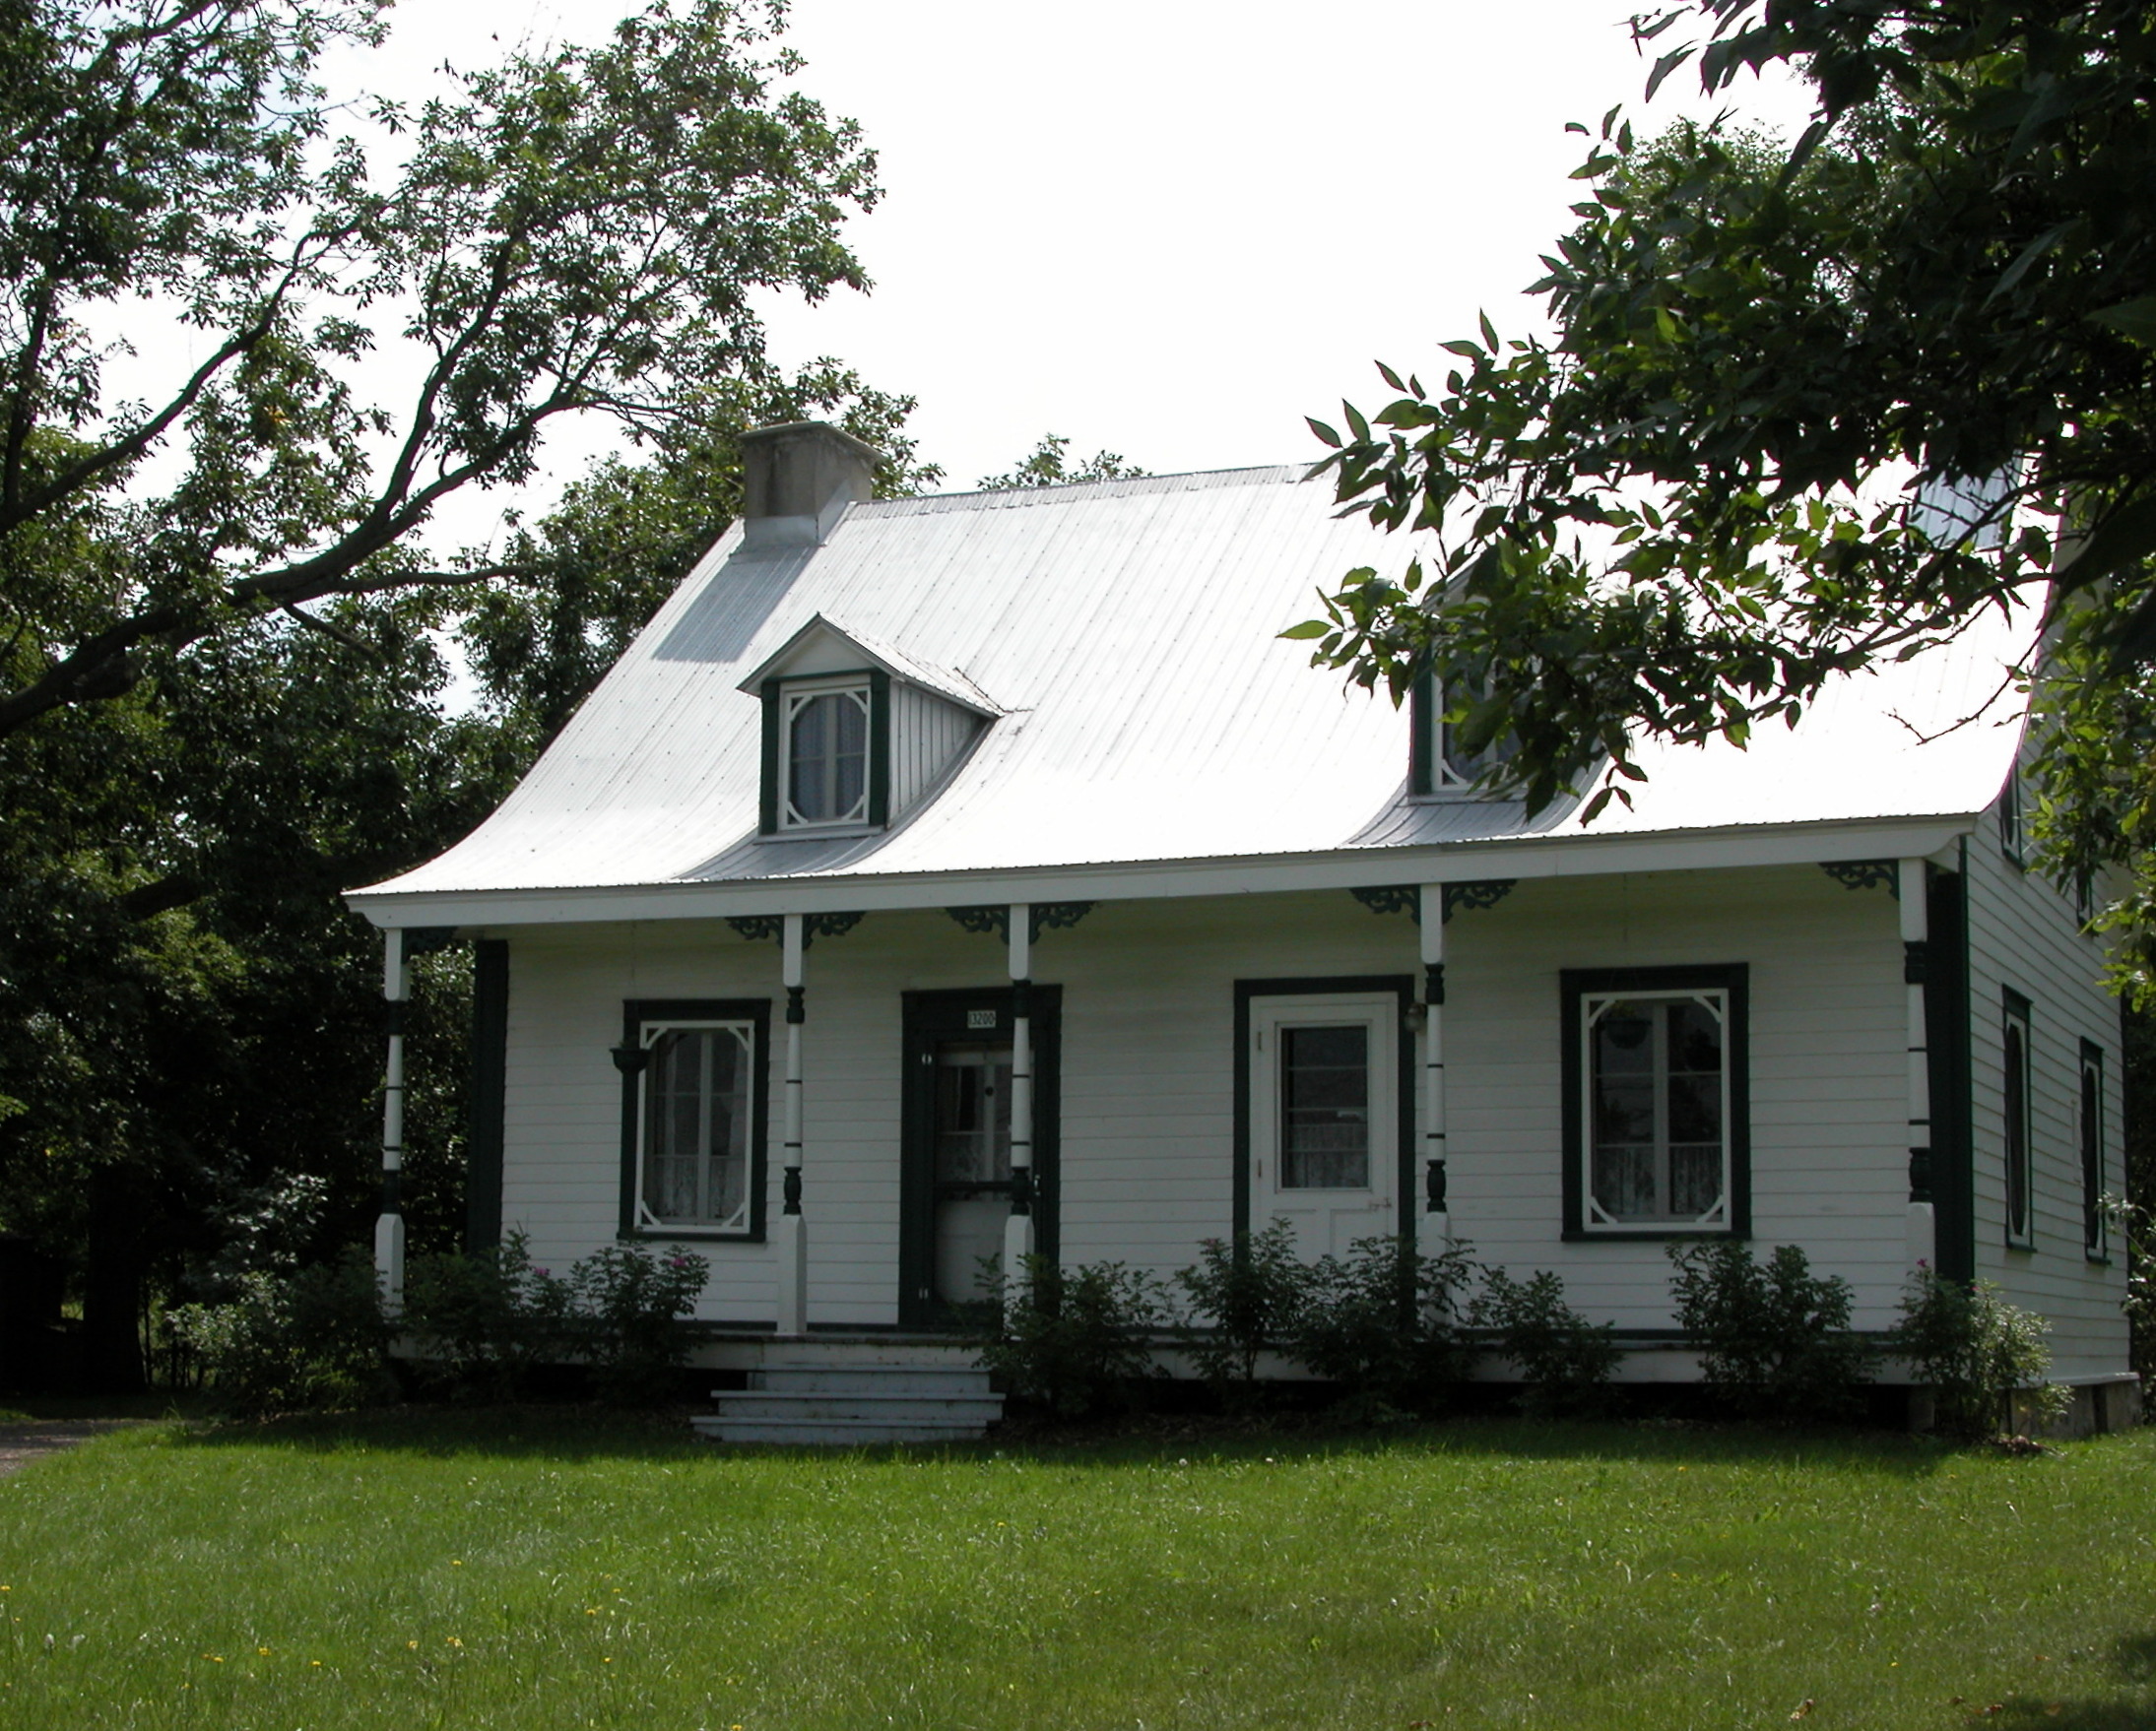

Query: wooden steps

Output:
[692, 1358, 1003, 1445]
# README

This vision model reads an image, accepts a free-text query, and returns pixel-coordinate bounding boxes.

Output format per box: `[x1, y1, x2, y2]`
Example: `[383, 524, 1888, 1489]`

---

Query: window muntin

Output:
[2080, 1041, 2106, 1258]
[1412, 672, 1517, 795]
[781, 682, 870, 827]
[1999, 764, 2026, 865]
[934, 1043, 1013, 1186]
[2002, 994, 2033, 1248]
[1278, 1023, 1370, 1189]
[637, 1021, 755, 1233]
[1582, 990, 1731, 1231]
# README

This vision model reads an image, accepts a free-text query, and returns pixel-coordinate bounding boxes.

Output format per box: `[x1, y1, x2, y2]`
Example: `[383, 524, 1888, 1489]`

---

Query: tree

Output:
[0, 0, 896, 1386]
[0, 0, 879, 741]
[1293, 1, 2156, 916]
[976, 433, 1146, 491]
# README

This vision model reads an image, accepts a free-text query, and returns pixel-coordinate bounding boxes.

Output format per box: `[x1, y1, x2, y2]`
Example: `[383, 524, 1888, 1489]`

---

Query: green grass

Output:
[0, 1411, 2150, 1730]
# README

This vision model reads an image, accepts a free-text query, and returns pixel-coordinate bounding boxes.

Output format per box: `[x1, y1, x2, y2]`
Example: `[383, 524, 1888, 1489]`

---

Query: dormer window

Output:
[782, 679, 872, 828]
[1408, 669, 1514, 797]
[743, 614, 1002, 840]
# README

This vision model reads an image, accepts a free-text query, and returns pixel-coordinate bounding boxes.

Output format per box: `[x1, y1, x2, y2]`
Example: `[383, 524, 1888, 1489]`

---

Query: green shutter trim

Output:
[758, 680, 782, 833]
[464, 939, 509, 1252]
[868, 669, 891, 826]
[1927, 853, 1977, 1282]
[1408, 669, 1435, 797]
[617, 998, 773, 1244]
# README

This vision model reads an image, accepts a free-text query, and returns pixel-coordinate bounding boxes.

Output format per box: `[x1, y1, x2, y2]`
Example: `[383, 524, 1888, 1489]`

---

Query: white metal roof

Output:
[351, 465, 2035, 923]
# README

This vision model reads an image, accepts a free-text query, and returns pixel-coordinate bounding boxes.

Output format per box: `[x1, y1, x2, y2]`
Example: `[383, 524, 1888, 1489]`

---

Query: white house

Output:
[348, 421, 2137, 1427]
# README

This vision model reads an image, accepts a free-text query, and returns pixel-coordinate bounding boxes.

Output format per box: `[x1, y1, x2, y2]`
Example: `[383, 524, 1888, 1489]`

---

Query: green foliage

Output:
[1282, 1236, 1475, 1414]
[975, 1254, 1170, 1419]
[976, 433, 1147, 491]
[1896, 1269, 2070, 1440]
[1292, 1, 2156, 896]
[567, 1244, 710, 1407]
[403, 1233, 709, 1407]
[167, 1249, 391, 1419]
[1470, 1265, 1620, 1418]
[1173, 1219, 1308, 1389]
[403, 1231, 577, 1402]
[1666, 1240, 1871, 1420]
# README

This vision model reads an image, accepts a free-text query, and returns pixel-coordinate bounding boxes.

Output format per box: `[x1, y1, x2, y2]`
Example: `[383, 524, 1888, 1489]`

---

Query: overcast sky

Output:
[325, 0, 1816, 525]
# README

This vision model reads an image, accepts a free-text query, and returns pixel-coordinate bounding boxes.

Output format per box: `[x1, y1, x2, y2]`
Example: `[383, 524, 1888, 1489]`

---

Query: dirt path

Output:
[0, 1421, 148, 1477]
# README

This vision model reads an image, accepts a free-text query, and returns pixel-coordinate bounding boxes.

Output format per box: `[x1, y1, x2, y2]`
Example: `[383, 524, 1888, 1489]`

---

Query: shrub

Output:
[1283, 1235, 1476, 1413]
[403, 1230, 577, 1401]
[1895, 1269, 2071, 1439]
[1666, 1241, 1871, 1420]
[976, 1254, 1169, 1418]
[1470, 1265, 1619, 1418]
[168, 1249, 391, 1418]
[1173, 1218, 1308, 1391]
[569, 1245, 710, 1406]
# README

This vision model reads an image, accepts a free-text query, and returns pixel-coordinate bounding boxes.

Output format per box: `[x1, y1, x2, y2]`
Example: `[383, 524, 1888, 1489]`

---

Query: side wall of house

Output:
[1962, 784, 2132, 1378]
[476, 860, 2113, 1364]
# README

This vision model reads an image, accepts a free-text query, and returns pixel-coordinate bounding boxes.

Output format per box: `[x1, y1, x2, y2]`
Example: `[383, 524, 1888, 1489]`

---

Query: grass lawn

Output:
[0, 1410, 2149, 1730]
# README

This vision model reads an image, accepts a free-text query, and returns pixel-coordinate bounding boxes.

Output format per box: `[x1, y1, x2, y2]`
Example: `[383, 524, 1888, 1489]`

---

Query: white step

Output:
[690, 1416, 989, 1445]
[719, 1393, 1003, 1424]
[749, 1367, 990, 1396]
[697, 1358, 1004, 1446]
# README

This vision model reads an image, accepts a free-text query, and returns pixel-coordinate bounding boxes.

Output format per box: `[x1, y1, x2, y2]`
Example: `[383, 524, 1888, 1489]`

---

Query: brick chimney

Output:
[738, 420, 885, 549]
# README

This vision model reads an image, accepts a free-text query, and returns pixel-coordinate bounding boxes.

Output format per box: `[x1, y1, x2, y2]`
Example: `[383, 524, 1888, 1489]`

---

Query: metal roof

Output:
[352, 465, 2034, 916]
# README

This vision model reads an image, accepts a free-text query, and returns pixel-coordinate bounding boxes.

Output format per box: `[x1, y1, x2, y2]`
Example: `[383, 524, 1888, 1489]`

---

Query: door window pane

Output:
[1279, 1023, 1369, 1189]
[934, 1043, 1013, 1185]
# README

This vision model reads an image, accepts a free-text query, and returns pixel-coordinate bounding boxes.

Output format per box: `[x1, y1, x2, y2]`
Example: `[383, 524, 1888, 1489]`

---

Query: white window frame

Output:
[1578, 987, 1733, 1234]
[2002, 992, 2034, 1250]
[778, 674, 873, 831]
[635, 1018, 757, 1235]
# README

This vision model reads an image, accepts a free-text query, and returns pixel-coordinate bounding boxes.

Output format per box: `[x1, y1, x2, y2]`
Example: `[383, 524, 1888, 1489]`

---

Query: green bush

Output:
[1895, 1269, 2071, 1439]
[1283, 1235, 1475, 1414]
[1173, 1219, 1309, 1392]
[570, 1244, 711, 1406]
[1470, 1265, 1619, 1418]
[1666, 1241, 1872, 1420]
[167, 1249, 391, 1418]
[403, 1230, 577, 1401]
[976, 1254, 1169, 1418]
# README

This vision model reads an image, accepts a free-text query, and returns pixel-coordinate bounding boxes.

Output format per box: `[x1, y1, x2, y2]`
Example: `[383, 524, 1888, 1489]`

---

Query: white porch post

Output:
[775, 913, 810, 1338]
[1900, 859, 1936, 1269]
[374, 927, 409, 1315]
[1004, 904, 1037, 1309]
[1417, 885, 1450, 1251]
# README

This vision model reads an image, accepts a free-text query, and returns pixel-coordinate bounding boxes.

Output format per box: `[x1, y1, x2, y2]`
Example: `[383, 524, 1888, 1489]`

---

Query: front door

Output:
[1247, 989, 1404, 1259]
[900, 987, 1061, 1327]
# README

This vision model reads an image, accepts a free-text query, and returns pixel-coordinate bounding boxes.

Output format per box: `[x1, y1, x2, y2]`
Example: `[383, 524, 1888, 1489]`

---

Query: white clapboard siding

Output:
[889, 680, 985, 816]
[1960, 779, 2131, 1377]
[494, 866, 1944, 1338]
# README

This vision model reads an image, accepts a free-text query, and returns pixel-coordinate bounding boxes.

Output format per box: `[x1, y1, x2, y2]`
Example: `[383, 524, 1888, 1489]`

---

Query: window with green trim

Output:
[1562, 965, 1749, 1238]
[620, 999, 769, 1241]
[780, 677, 871, 828]
[2080, 1039, 2107, 1259]
[2002, 991, 2034, 1249]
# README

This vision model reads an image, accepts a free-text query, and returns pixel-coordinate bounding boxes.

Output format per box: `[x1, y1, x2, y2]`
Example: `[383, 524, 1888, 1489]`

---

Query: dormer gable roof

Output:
[736, 613, 1003, 718]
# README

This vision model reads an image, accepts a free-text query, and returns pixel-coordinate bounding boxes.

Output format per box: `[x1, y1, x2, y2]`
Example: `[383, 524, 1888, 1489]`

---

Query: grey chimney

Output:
[738, 420, 885, 548]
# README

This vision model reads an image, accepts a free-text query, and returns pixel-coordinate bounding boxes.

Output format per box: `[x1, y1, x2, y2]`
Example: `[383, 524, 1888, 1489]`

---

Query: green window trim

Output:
[1560, 963, 1751, 1242]
[618, 997, 771, 1244]
[757, 668, 890, 837]
[2002, 987, 2034, 1251]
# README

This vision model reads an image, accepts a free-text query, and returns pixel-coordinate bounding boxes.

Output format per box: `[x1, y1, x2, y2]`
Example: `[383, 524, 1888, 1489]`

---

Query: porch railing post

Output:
[775, 913, 810, 1337]
[1900, 858, 1936, 1270]
[374, 927, 409, 1315]
[1417, 885, 1450, 1252]
[1004, 903, 1036, 1314]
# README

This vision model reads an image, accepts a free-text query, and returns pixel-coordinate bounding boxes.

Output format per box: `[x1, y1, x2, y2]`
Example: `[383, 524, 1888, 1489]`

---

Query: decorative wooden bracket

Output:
[1349, 881, 1517, 925]
[945, 903, 1094, 943]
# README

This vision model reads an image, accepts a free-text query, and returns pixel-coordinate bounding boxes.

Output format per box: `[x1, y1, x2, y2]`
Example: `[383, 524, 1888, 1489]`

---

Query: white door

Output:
[1249, 993, 1401, 1259]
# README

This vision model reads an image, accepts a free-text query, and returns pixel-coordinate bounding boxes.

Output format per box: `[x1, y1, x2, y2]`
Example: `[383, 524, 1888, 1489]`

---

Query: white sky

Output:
[319, 0, 1818, 529]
